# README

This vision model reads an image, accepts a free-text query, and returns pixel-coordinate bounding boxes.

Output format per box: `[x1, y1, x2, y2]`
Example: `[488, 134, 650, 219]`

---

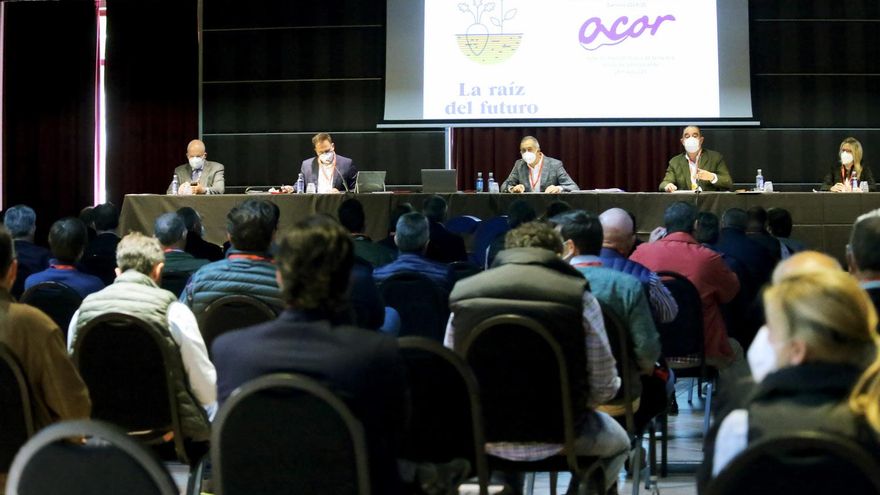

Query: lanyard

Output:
[51, 264, 76, 270]
[688, 151, 702, 189]
[228, 254, 273, 263]
[320, 156, 337, 184]
[529, 156, 544, 191]
[572, 261, 602, 268]
[163, 248, 184, 254]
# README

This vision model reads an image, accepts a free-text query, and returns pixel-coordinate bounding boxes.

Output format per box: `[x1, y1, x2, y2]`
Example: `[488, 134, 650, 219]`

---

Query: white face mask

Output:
[319, 151, 335, 165]
[683, 137, 701, 154]
[841, 151, 854, 165]
[747, 326, 780, 383]
[522, 151, 537, 165]
[188, 156, 205, 170]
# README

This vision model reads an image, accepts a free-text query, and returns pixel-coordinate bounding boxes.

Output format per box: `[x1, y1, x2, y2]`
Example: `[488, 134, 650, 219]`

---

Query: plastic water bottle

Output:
[755, 169, 764, 192]
[488, 172, 499, 193]
[476, 172, 484, 193]
[170, 175, 178, 195]
[295, 173, 305, 194]
[851, 169, 859, 192]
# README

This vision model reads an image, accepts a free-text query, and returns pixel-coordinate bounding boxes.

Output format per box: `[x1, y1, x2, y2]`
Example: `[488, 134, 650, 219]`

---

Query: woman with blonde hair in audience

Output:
[701, 266, 880, 488]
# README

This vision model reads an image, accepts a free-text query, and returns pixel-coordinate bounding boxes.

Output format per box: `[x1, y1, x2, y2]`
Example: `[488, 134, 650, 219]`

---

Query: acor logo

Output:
[579, 14, 676, 51]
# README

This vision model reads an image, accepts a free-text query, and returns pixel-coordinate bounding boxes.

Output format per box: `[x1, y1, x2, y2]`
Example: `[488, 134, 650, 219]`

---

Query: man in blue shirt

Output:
[373, 212, 453, 293]
[25, 218, 104, 299]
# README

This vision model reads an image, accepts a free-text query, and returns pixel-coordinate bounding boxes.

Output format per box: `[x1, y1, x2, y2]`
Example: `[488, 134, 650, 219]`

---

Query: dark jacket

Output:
[12, 240, 50, 298]
[184, 232, 224, 262]
[80, 233, 120, 286]
[425, 221, 467, 264]
[300, 154, 358, 192]
[182, 250, 283, 316]
[659, 149, 733, 192]
[820, 164, 876, 191]
[212, 309, 407, 495]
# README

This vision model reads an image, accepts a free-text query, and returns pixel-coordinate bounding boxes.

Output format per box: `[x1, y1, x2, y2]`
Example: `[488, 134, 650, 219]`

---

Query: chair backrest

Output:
[198, 294, 277, 354]
[461, 315, 576, 454]
[655, 270, 705, 359]
[469, 216, 510, 266]
[445, 215, 482, 235]
[159, 270, 191, 298]
[449, 260, 482, 284]
[599, 304, 637, 434]
[212, 373, 371, 495]
[0, 343, 34, 473]
[19, 281, 83, 338]
[6, 419, 178, 495]
[72, 313, 188, 463]
[398, 337, 489, 494]
[378, 272, 449, 341]
[706, 431, 880, 495]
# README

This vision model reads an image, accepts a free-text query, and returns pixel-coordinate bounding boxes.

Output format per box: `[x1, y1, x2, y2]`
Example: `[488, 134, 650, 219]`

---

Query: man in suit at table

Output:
[168, 139, 225, 195]
[659, 126, 733, 192]
[501, 135, 580, 193]
[300, 132, 358, 193]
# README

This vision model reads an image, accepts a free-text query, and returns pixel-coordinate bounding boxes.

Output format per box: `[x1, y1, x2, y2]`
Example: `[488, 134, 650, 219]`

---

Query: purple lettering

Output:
[578, 14, 676, 51]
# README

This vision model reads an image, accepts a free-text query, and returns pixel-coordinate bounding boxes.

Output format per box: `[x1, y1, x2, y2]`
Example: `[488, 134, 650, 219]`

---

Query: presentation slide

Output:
[384, 0, 753, 123]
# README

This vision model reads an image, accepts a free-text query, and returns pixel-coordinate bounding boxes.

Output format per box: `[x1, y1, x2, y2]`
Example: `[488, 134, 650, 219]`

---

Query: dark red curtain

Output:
[105, 0, 198, 206]
[453, 127, 682, 193]
[2, 0, 97, 244]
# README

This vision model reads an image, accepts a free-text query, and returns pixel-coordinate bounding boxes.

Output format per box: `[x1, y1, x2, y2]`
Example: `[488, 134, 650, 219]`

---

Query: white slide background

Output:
[423, 0, 719, 119]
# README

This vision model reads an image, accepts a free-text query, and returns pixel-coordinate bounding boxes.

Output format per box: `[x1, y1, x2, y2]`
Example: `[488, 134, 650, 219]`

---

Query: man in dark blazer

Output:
[299, 132, 358, 193]
[168, 139, 225, 195]
[212, 215, 407, 495]
[847, 210, 880, 314]
[3, 204, 50, 298]
[422, 195, 467, 264]
[659, 126, 733, 192]
[501, 136, 580, 193]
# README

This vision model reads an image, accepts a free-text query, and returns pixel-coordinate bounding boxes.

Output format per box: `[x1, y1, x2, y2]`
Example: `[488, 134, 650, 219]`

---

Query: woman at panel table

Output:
[820, 137, 875, 192]
[704, 264, 880, 486]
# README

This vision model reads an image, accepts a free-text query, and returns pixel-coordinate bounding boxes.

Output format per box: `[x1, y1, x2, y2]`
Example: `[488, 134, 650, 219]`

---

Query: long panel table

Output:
[120, 192, 880, 263]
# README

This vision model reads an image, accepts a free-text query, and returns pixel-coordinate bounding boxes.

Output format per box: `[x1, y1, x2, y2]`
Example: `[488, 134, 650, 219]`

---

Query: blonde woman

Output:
[820, 137, 875, 192]
[706, 267, 880, 481]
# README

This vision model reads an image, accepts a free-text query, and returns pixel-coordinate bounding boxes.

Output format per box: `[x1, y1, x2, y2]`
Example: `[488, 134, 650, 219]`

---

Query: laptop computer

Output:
[355, 171, 387, 193]
[422, 169, 458, 193]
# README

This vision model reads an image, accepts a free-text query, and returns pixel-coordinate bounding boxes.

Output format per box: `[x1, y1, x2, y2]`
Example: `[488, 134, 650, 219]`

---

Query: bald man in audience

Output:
[599, 208, 678, 323]
[847, 210, 880, 312]
[168, 139, 225, 195]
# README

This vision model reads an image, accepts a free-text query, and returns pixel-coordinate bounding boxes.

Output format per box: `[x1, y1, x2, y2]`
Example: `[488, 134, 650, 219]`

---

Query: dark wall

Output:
[201, 0, 445, 188]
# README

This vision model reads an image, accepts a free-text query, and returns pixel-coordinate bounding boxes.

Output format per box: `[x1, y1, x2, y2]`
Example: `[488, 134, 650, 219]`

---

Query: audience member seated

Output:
[445, 221, 627, 495]
[4, 204, 50, 298]
[25, 217, 104, 298]
[212, 215, 407, 495]
[599, 208, 678, 323]
[80, 202, 121, 286]
[484, 199, 536, 269]
[0, 225, 90, 488]
[631, 202, 742, 368]
[68, 232, 215, 444]
[768, 207, 806, 258]
[78, 205, 97, 243]
[373, 213, 454, 293]
[848, 209, 880, 312]
[422, 196, 467, 264]
[716, 208, 777, 295]
[338, 198, 396, 267]
[746, 206, 782, 261]
[182, 199, 284, 315]
[377, 203, 414, 252]
[554, 210, 664, 430]
[154, 212, 208, 279]
[541, 200, 572, 221]
[702, 259, 880, 489]
[177, 206, 224, 262]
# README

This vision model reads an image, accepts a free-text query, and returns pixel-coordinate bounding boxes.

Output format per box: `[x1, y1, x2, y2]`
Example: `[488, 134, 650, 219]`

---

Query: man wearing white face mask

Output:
[168, 139, 226, 195]
[659, 126, 733, 192]
[299, 132, 358, 193]
[500, 136, 579, 194]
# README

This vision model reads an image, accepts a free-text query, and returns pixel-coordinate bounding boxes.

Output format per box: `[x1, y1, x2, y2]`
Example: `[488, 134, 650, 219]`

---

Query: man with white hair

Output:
[501, 136, 579, 193]
[599, 208, 678, 323]
[69, 232, 216, 446]
[3, 204, 50, 297]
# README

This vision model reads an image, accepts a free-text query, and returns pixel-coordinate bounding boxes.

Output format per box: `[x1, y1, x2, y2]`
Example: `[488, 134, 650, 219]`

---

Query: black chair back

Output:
[212, 373, 371, 495]
[706, 431, 880, 495]
[379, 272, 449, 341]
[198, 295, 277, 354]
[20, 281, 83, 338]
[462, 314, 573, 447]
[72, 313, 190, 463]
[599, 304, 637, 433]
[655, 271, 704, 359]
[159, 270, 191, 298]
[0, 343, 34, 473]
[398, 337, 489, 494]
[6, 419, 178, 495]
